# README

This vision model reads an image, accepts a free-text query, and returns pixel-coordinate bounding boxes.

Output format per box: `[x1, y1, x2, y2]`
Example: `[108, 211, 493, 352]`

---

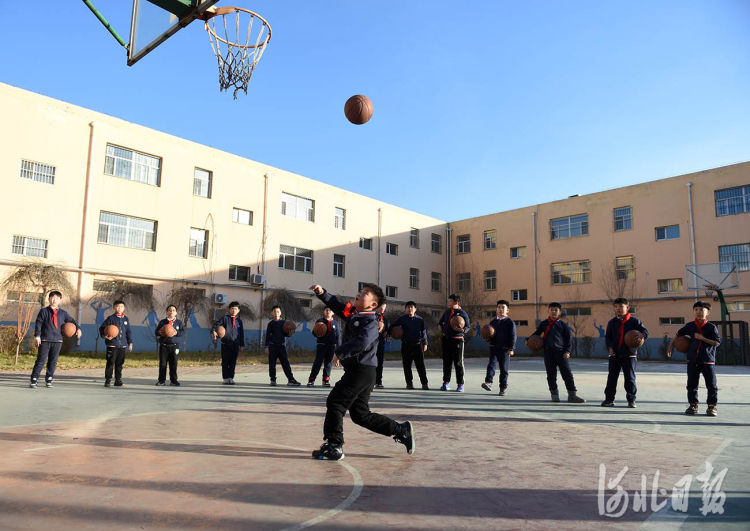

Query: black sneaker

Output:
[567, 393, 586, 403]
[406, 383, 414, 390]
[706, 405, 718, 417]
[481, 382, 492, 392]
[45, 380, 53, 388]
[627, 401, 636, 409]
[421, 384, 429, 390]
[375, 383, 384, 389]
[29, 379, 37, 388]
[685, 404, 699, 415]
[104, 379, 112, 387]
[393, 421, 415, 455]
[550, 392, 560, 402]
[114, 381, 124, 387]
[601, 400, 615, 407]
[270, 380, 277, 386]
[312, 442, 344, 460]
[170, 381, 181, 386]
[155, 381, 166, 386]
[323, 380, 331, 387]
[498, 388, 507, 396]
[288, 380, 302, 387]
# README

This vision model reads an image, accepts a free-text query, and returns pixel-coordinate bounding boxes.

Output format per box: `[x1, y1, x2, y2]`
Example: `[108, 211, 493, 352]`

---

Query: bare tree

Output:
[169, 286, 212, 351]
[563, 286, 590, 357]
[89, 278, 155, 352]
[262, 288, 310, 322]
[598, 255, 639, 303]
[2, 261, 74, 364]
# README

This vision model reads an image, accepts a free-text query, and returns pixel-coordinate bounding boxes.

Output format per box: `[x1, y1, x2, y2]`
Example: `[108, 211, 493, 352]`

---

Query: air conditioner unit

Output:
[214, 293, 227, 304]
[250, 274, 266, 285]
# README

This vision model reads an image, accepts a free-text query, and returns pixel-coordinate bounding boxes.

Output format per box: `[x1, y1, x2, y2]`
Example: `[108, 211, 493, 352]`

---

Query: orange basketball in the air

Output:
[283, 320, 296, 337]
[344, 95, 373, 125]
[215, 325, 226, 338]
[62, 322, 77, 338]
[526, 335, 544, 351]
[624, 330, 645, 349]
[104, 325, 119, 339]
[673, 335, 691, 353]
[161, 324, 177, 338]
[312, 322, 328, 338]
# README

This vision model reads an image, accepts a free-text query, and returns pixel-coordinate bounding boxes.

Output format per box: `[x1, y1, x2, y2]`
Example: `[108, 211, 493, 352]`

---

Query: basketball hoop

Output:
[202, 7, 271, 99]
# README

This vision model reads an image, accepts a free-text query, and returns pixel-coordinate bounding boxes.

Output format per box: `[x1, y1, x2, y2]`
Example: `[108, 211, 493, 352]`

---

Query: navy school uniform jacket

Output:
[155, 318, 185, 346]
[533, 318, 571, 353]
[376, 314, 389, 347]
[315, 289, 379, 367]
[212, 314, 245, 347]
[265, 319, 288, 347]
[314, 318, 341, 347]
[489, 316, 517, 354]
[99, 313, 132, 348]
[392, 314, 429, 347]
[438, 307, 471, 339]
[677, 320, 721, 364]
[34, 306, 79, 342]
[605, 314, 649, 358]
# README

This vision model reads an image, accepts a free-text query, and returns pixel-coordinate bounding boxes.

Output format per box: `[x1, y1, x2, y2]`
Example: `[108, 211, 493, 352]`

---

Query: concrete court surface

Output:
[0, 356, 748, 530]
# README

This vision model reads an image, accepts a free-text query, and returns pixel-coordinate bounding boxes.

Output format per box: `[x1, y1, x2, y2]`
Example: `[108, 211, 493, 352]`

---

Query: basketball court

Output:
[1, 358, 748, 529]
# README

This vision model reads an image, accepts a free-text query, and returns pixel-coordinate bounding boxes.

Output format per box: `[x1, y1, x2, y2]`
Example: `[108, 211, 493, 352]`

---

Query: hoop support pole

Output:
[81, 0, 127, 48]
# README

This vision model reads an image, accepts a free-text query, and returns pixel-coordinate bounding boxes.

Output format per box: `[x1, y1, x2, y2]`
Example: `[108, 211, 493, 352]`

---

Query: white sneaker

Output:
[45, 380, 53, 388]
[229, 378, 235, 385]
[222, 378, 230, 384]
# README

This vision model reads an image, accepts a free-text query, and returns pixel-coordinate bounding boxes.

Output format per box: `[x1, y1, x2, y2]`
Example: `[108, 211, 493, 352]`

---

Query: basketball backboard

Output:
[128, 0, 219, 66]
[685, 262, 739, 292]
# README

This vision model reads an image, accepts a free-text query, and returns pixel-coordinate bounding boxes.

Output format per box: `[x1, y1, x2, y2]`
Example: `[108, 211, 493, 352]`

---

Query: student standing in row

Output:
[481, 300, 516, 396]
[211, 301, 245, 385]
[30, 290, 81, 388]
[392, 301, 429, 390]
[99, 299, 133, 387]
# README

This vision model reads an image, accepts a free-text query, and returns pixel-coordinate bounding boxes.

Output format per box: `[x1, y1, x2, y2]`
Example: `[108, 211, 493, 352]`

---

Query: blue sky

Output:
[2, 1, 750, 221]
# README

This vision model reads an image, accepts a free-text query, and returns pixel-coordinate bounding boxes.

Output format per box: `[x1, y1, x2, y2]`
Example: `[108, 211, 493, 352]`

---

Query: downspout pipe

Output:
[687, 182, 698, 301]
[446, 226, 453, 299]
[77, 121, 96, 344]
[532, 210, 538, 324]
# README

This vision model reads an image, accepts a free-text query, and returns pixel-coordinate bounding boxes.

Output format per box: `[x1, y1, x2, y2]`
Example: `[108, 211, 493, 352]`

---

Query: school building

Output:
[0, 81, 748, 357]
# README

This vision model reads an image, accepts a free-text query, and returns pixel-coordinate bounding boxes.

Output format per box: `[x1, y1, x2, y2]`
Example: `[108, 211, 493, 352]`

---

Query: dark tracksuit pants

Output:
[158, 343, 179, 383]
[268, 344, 294, 381]
[375, 341, 385, 385]
[105, 346, 127, 382]
[402, 343, 428, 386]
[687, 362, 718, 406]
[604, 356, 637, 402]
[543, 349, 577, 393]
[310, 344, 335, 382]
[31, 341, 63, 383]
[324, 362, 398, 445]
[221, 342, 240, 379]
[485, 348, 510, 389]
[442, 337, 465, 384]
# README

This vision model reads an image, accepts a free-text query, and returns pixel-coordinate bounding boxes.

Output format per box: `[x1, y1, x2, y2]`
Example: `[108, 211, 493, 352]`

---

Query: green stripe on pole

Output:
[81, 0, 127, 48]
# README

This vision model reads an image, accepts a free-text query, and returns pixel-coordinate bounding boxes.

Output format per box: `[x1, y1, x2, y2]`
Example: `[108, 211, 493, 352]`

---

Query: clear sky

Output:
[2, 1, 749, 221]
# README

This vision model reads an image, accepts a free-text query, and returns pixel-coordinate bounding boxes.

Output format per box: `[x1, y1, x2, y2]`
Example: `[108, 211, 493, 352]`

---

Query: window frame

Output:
[278, 244, 314, 273]
[104, 144, 161, 186]
[431, 272, 441, 292]
[280, 191, 315, 222]
[657, 278, 683, 293]
[97, 211, 157, 251]
[551, 260, 591, 285]
[457, 234, 471, 254]
[11, 235, 48, 258]
[333, 253, 345, 278]
[431, 233, 442, 254]
[410, 228, 420, 249]
[511, 289, 528, 301]
[232, 207, 253, 225]
[483, 229, 497, 250]
[334, 207, 346, 230]
[613, 206, 632, 232]
[457, 272, 471, 292]
[19, 159, 55, 184]
[719, 243, 750, 272]
[550, 214, 589, 240]
[188, 228, 209, 258]
[409, 268, 419, 289]
[715, 185, 750, 217]
[655, 225, 680, 241]
[193, 168, 212, 198]
[484, 269, 497, 291]
[386, 242, 399, 256]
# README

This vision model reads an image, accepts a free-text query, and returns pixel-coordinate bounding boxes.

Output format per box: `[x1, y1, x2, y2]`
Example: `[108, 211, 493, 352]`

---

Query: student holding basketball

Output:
[667, 301, 721, 416]
[529, 302, 585, 403]
[601, 297, 649, 408]
[99, 300, 133, 387]
[437, 294, 470, 392]
[392, 301, 429, 390]
[308, 306, 339, 387]
[211, 301, 245, 385]
[30, 290, 81, 388]
[155, 304, 184, 386]
[265, 305, 302, 386]
[309, 283, 414, 461]
[481, 299, 516, 396]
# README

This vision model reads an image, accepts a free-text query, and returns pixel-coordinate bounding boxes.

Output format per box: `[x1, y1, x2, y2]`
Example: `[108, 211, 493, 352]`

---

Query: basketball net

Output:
[202, 7, 272, 99]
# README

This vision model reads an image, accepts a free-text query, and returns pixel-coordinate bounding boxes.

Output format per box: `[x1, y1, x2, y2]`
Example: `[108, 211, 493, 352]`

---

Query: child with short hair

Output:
[30, 290, 81, 388]
[309, 283, 415, 460]
[529, 302, 585, 403]
[99, 299, 133, 387]
[211, 301, 245, 385]
[265, 306, 301, 386]
[667, 301, 721, 416]
[308, 306, 339, 387]
[437, 294, 470, 392]
[481, 299, 516, 396]
[602, 297, 649, 408]
[392, 301, 429, 390]
[155, 305, 184, 386]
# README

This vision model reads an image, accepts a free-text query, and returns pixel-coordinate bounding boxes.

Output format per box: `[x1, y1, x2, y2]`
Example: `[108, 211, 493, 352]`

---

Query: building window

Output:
[386, 242, 398, 256]
[229, 265, 251, 281]
[20, 160, 55, 184]
[484, 270, 496, 291]
[11, 235, 48, 258]
[189, 228, 208, 258]
[193, 168, 212, 198]
[485, 310, 495, 319]
[409, 268, 419, 289]
[565, 307, 591, 316]
[511, 289, 527, 301]
[657, 278, 683, 293]
[104, 144, 160, 186]
[615, 256, 635, 280]
[334, 207, 346, 230]
[715, 185, 750, 217]
[431, 233, 442, 254]
[614, 206, 632, 232]
[410, 228, 420, 248]
[551, 260, 591, 285]
[719, 243, 750, 272]
[333, 254, 345, 277]
[97, 212, 156, 251]
[510, 246, 526, 259]
[550, 214, 589, 240]
[515, 320, 529, 327]
[655, 225, 680, 241]
[279, 245, 313, 273]
[5, 291, 44, 304]
[281, 192, 315, 222]
[359, 237, 373, 250]
[484, 230, 497, 250]
[660, 317, 685, 325]
[232, 207, 253, 225]
[457, 234, 471, 254]
[386, 285, 398, 298]
[296, 298, 312, 308]
[431, 272, 441, 292]
[431, 310, 441, 319]
[457, 272, 471, 292]
[726, 302, 749, 312]
[358, 281, 367, 292]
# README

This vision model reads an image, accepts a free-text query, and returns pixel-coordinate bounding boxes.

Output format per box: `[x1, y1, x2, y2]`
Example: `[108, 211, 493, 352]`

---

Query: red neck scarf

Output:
[543, 317, 558, 338]
[327, 319, 332, 333]
[232, 316, 236, 328]
[115, 313, 124, 317]
[694, 319, 706, 334]
[618, 313, 631, 348]
[51, 308, 58, 328]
